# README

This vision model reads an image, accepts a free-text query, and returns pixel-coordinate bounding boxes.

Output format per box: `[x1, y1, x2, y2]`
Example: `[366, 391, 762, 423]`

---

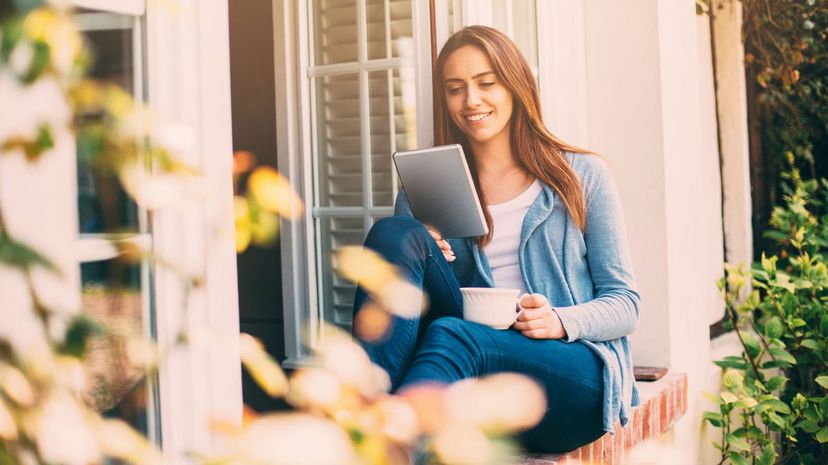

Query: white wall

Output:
[579, 1, 728, 463]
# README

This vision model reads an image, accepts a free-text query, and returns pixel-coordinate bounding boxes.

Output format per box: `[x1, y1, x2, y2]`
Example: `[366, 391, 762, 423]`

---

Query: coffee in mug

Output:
[460, 287, 524, 329]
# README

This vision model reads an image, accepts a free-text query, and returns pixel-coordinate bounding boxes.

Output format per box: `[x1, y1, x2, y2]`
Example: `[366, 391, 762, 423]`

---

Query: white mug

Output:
[460, 287, 524, 329]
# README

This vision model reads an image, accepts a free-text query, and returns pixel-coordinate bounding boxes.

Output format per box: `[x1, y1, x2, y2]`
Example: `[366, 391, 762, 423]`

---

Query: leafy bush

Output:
[708, 169, 828, 465]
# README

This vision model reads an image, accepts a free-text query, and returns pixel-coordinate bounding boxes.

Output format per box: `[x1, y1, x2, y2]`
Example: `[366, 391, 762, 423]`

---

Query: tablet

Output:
[393, 144, 488, 238]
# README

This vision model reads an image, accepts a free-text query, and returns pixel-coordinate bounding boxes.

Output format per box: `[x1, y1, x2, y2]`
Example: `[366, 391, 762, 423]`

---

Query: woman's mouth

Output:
[464, 111, 493, 122]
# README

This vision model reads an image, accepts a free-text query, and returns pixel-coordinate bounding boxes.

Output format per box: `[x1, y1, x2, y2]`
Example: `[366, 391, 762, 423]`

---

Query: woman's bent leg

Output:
[353, 216, 464, 390]
[400, 318, 605, 453]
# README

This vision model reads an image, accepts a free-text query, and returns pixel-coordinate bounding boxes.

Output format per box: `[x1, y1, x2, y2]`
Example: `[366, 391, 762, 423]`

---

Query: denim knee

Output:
[400, 317, 482, 386]
[420, 318, 480, 361]
[365, 216, 433, 260]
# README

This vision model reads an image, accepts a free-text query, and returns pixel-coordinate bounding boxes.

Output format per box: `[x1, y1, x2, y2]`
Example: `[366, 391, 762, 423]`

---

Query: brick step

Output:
[515, 373, 688, 465]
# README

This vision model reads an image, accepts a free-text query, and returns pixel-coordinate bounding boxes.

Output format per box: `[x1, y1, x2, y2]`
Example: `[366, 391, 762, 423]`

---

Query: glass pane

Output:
[316, 74, 363, 207]
[313, 0, 358, 65]
[318, 217, 366, 329]
[368, 69, 416, 206]
[76, 13, 143, 234]
[80, 258, 152, 436]
[366, 0, 414, 60]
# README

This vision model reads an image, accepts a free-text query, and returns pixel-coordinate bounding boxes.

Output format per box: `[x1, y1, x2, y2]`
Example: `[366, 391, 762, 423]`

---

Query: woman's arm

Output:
[552, 159, 640, 342]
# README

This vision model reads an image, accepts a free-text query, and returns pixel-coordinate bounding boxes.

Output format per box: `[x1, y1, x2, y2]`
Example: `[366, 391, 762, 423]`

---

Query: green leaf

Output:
[768, 347, 797, 365]
[761, 398, 791, 414]
[727, 451, 750, 465]
[817, 427, 828, 443]
[721, 391, 739, 404]
[791, 318, 807, 328]
[765, 317, 784, 339]
[21, 40, 50, 84]
[816, 376, 828, 389]
[727, 434, 751, 452]
[757, 445, 776, 465]
[743, 336, 761, 358]
[801, 339, 821, 351]
[703, 411, 723, 427]
[799, 419, 821, 433]
[715, 356, 747, 370]
[767, 411, 787, 429]
[766, 375, 787, 391]
[59, 314, 104, 357]
[0, 232, 57, 273]
[761, 253, 778, 274]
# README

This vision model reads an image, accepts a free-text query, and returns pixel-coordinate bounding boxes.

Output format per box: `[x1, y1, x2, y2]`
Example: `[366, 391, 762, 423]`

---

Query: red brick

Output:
[613, 429, 624, 464]
[551, 373, 689, 464]
[659, 389, 668, 432]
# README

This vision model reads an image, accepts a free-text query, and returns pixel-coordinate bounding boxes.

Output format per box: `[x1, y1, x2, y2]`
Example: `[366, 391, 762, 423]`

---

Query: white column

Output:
[581, 1, 726, 463]
[148, 0, 241, 456]
[536, 0, 589, 148]
[712, 0, 753, 268]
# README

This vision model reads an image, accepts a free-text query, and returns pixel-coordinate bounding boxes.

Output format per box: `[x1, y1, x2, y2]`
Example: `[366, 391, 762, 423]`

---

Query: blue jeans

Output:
[353, 216, 606, 453]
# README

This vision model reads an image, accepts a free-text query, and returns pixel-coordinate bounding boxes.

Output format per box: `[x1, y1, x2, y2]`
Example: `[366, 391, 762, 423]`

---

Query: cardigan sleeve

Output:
[553, 159, 640, 342]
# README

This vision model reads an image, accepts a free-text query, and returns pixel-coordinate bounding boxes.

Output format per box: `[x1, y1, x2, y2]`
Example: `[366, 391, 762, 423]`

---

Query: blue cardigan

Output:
[394, 152, 640, 433]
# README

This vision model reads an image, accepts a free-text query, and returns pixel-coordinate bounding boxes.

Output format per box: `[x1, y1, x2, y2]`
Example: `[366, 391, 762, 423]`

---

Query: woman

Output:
[352, 25, 639, 453]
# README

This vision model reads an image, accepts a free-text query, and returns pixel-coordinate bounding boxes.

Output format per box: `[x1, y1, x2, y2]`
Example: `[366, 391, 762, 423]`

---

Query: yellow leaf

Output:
[248, 167, 303, 219]
[0, 364, 35, 407]
[0, 398, 17, 440]
[96, 418, 161, 465]
[239, 334, 288, 397]
[721, 391, 739, 404]
[23, 8, 56, 41]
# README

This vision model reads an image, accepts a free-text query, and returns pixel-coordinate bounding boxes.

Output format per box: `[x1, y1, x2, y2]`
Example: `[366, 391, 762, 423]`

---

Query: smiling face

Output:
[441, 45, 514, 150]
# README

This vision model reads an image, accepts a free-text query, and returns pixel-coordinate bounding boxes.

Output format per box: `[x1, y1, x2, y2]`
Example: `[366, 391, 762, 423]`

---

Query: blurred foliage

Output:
[741, 0, 828, 177]
[0, 2, 555, 465]
[707, 167, 828, 465]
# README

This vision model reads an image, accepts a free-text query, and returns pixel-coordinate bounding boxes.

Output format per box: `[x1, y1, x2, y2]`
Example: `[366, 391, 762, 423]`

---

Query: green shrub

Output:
[708, 169, 828, 465]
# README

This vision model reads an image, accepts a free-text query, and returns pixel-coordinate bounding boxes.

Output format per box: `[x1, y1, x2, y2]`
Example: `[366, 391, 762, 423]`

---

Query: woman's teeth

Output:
[465, 112, 491, 122]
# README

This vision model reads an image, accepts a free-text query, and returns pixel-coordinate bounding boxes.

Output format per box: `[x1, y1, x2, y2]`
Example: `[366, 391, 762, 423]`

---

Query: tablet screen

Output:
[393, 144, 488, 238]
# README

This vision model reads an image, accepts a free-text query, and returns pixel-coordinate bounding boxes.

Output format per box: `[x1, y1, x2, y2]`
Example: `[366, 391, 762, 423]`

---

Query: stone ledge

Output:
[514, 373, 688, 465]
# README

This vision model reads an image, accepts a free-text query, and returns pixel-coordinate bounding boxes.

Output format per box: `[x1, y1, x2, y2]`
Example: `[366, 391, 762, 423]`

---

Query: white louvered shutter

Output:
[310, 0, 418, 329]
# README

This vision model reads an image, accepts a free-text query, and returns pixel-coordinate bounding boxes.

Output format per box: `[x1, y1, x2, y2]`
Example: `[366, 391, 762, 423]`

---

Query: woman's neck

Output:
[470, 133, 517, 176]
[471, 137, 534, 205]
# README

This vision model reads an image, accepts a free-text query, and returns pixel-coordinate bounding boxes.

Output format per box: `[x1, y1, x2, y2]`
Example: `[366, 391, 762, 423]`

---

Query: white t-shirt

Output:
[485, 179, 542, 294]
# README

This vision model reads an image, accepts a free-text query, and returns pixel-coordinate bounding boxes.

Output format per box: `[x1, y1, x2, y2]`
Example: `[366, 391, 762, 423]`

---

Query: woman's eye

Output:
[446, 87, 463, 94]
[479, 81, 495, 87]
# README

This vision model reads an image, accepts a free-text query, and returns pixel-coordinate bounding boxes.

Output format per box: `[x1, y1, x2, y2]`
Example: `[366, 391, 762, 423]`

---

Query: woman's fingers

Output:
[516, 307, 548, 322]
[519, 293, 548, 309]
[426, 227, 454, 261]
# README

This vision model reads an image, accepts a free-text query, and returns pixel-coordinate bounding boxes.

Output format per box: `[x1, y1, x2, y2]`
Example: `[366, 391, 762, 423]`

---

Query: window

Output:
[73, 3, 160, 442]
[308, 0, 418, 331]
[277, 0, 559, 364]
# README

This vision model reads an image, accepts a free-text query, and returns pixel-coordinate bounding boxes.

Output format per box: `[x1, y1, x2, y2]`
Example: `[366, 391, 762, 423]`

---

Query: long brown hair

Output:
[434, 25, 590, 246]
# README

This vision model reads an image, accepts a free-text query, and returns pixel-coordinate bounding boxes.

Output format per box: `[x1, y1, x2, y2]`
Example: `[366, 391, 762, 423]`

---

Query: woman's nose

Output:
[464, 88, 482, 108]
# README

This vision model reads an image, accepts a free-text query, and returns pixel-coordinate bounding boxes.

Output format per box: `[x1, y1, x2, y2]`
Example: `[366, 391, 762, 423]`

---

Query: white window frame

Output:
[70, 0, 242, 456]
[72, 0, 159, 445]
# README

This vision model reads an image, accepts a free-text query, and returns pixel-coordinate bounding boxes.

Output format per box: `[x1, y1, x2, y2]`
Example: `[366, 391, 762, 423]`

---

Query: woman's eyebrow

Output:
[443, 71, 496, 84]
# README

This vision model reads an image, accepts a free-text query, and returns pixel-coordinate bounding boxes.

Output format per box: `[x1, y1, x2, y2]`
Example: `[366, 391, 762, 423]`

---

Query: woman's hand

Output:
[426, 226, 455, 262]
[512, 294, 566, 339]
